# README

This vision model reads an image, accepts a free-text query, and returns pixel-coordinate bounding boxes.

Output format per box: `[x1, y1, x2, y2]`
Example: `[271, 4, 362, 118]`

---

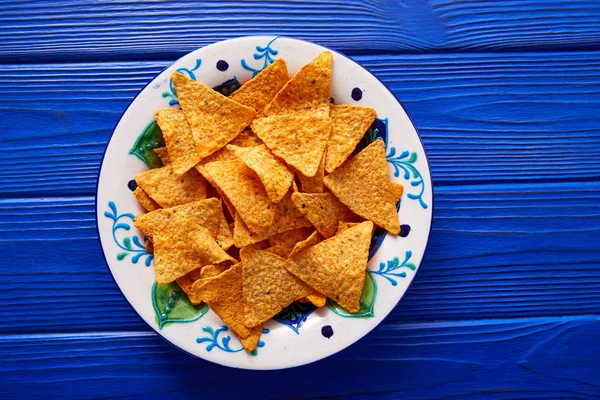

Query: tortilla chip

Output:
[192, 263, 264, 341]
[263, 245, 289, 258]
[154, 109, 200, 175]
[337, 221, 360, 234]
[241, 247, 314, 328]
[233, 191, 311, 247]
[391, 182, 404, 203]
[263, 51, 332, 116]
[251, 113, 331, 177]
[176, 268, 203, 305]
[134, 198, 233, 250]
[229, 58, 289, 115]
[145, 238, 154, 253]
[285, 221, 373, 313]
[133, 187, 161, 212]
[296, 155, 324, 193]
[228, 144, 293, 203]
[289, 230, 324, 258]
[200, 264, 230, 279]
[172, 72, 256, 158]
[204, 160, 277, 233]
[323, 140, 400, 234]
[239, 332, 263, 352]
[306, 293, 326, 308]
[230, 127, 262, 147]
[153, 220, 235, 284]
[324, 104, 377, 173]
[267, 227, 314, 257]
[154, 147, 170, 165]
[291, 192, 359, 238]
[135, 164, 207, 208]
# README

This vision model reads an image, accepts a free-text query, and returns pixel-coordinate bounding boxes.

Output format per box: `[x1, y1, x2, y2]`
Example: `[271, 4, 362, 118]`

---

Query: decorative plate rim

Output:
[94, 36, 434, 370]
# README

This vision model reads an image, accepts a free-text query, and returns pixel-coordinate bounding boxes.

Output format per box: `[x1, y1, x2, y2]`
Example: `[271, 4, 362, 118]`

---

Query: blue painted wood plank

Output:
[1, 181, 599, 332]
[1, 316, 598, 399]
[2, 52, 600, 196]
[0, 0, 599, 62]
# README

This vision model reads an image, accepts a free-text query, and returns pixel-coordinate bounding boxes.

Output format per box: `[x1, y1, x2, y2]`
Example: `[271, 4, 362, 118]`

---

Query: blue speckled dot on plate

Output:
[351, 87, 363, 101]
[217, 60, 229, 71]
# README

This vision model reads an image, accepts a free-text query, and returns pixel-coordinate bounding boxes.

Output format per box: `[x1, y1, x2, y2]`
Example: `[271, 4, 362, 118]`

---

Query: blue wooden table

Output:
[2, 1, 599, 398]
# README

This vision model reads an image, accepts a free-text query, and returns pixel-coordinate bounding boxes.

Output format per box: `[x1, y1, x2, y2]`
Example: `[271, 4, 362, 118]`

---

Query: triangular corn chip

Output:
[306, 293, 326, 308]
[133, 187, 160, 212]
[324, 104, 377, 173]
[153, 219, 234, 284]
[291, 192, 359, 238]
[285, 221, 373, 313]
[296, 155, 324, 193]
[228, 144, 293, 203]
[336, 221, 360, 234]
[233, 191, 311, 247]
[192, 263, 264, 346]
[154, 109, 200, 175]
[229, 58, 289, 115]
[134, 198, 232, 250]
[323, 140, 400, 234]
[391, 182, 404, 203]
[251, 113, 331, 177]
[175, 268, 203, 305]
[267, 227, 314, 257]
[135, 164, 207, 208]
[153, 147, 170, 165]
[264, 51, 332, 116]
[172, 72, 256, 158]
[204, 160, 277, 233]
[263, 245, 290, 258]
[241, 247, 314, 328]
[230, 127, 262, 147]
[200, 264, 230, 279]
[288, 230, 324, 258]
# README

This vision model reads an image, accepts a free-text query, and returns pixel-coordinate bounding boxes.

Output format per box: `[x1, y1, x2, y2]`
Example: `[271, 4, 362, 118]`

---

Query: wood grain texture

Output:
[2, 51, 600, 196]
[1, 316, 599, 399]
[2, 181, 598, 332]
[1, 0, 599, 62]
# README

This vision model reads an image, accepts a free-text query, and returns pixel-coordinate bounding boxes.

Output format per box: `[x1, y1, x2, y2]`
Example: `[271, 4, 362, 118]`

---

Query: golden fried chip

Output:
[251, 113, 331, 177]
[230, 127, 262, 147]
[134, 198, 233, 250]
[192, 263, 264, 342]
[135, 164, 207, 208]
[241, 247, 314, 328]
[145, 238, 154, 253]
[267, 227, 314, 257]
[228, 144, 293, 203]
[240, 332, 263, 352]
[306, 293, 326, 308]
[263, 51, 332, 116]
[154, 147, 170, 165]
[285, 221, 373, 313]
[154, 109, 200, 175]
[229, 58, 289, 115]
[391, 182, 404, 203]
[324, 104, 377, 173]
[200, 264, 230, 279]
[263, 245, 289, 258]
[289, 230, 324, 258]
[233, 191, 311, 247]
[291, 192, 359, 238]
[154, 221, 235, 284]
[176, 268, 203, 305]
[323, 140, 400, 234]
[296, 155, 324, 193]
[172, 72, 256, 158]
[337, 221, 360, 234]
[204, 160, 277, 233]
[133, 187, 161, 212]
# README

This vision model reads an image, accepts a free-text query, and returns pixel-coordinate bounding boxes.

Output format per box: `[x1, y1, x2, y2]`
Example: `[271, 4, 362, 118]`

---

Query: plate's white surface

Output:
[96, 36, 433, 370]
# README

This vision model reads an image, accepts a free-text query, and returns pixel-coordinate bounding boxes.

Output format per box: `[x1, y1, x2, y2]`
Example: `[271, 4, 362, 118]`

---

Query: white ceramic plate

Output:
[96, 36, 433, 370]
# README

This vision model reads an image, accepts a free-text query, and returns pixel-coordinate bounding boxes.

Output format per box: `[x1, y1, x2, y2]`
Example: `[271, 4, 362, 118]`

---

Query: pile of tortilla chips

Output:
[132, 52, 402, 352]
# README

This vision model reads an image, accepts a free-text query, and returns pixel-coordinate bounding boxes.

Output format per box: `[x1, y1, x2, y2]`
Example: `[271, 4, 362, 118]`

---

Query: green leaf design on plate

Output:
[129, 120, 165, 169]
[327, 272, 376, 318]
[152, 282, 208, 329]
